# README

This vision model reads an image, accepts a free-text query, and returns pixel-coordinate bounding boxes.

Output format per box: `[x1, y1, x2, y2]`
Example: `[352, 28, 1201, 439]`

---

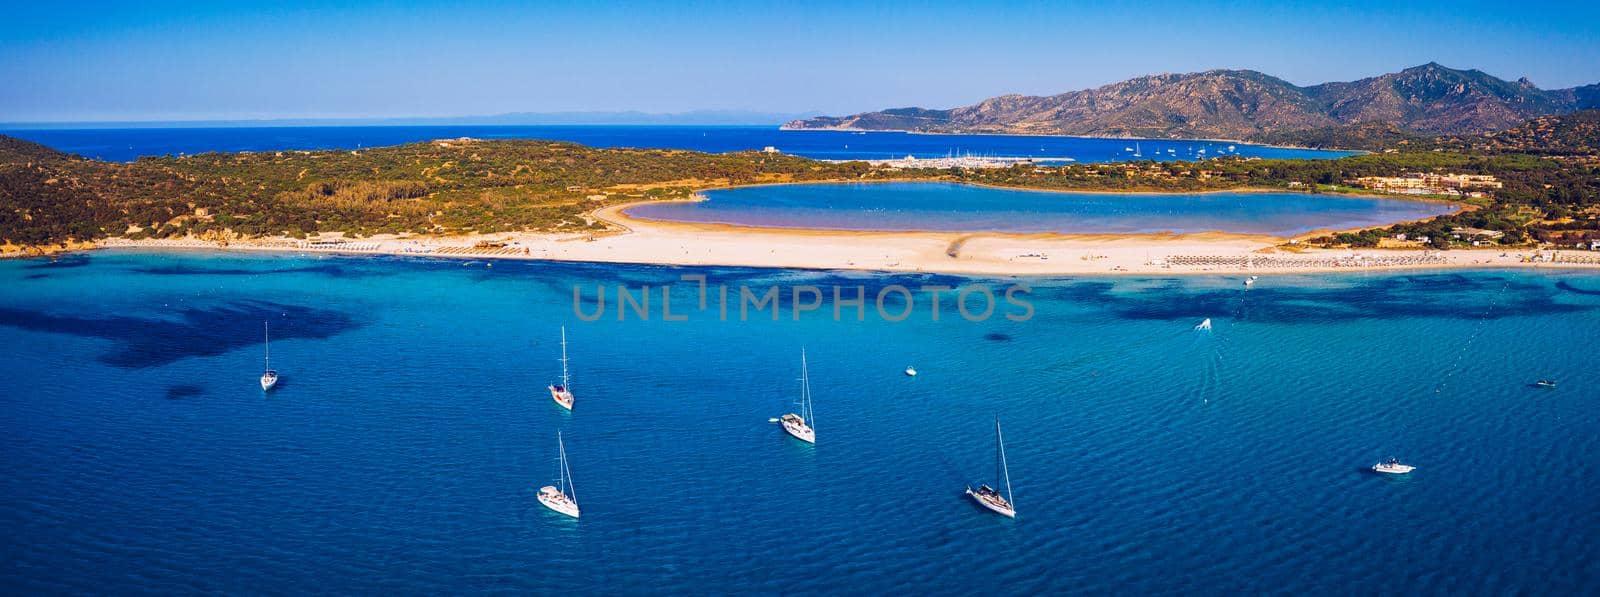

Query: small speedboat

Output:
[1534, 380, 1557, 388]
[1194, 318, 1212, 331]
[905, 366, 918, 377]
[1372, 458, 1415, 475]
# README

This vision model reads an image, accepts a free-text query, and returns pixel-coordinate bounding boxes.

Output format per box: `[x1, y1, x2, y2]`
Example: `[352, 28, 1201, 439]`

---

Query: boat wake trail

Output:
[1187, 325, 1229, 405]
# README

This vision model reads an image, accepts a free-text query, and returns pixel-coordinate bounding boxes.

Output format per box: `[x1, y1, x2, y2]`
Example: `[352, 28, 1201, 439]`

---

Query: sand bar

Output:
[80, 200, 1600, 276]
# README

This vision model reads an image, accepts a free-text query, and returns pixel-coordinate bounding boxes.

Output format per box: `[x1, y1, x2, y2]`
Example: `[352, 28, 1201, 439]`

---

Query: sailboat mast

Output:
[557, 432, 574, 499]
[559, 326, 570, 390]
[800, 349, 814, 425]
[997, 417, 1013, 506]
[263, 321, 270, 370]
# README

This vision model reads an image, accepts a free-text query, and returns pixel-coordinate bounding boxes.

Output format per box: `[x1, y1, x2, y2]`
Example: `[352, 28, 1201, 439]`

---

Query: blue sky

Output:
[2, 0, 1598, 122]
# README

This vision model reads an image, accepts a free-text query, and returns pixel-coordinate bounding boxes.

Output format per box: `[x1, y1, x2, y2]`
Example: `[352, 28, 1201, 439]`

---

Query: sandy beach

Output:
[83, 200, 1600, 276]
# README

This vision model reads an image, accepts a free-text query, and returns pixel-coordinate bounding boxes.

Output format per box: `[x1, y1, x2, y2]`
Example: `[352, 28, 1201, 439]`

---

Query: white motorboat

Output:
[537, 432, 580, 519]
[260, 321, 279, 391]
[966, 417, 1016, 518]
[548, 326, 574, 410]
[1194, 318, 1213, 331]
[905, 366, 918, 377]
[780, 350, 816, 444]
[1372, 457, 1416, 475]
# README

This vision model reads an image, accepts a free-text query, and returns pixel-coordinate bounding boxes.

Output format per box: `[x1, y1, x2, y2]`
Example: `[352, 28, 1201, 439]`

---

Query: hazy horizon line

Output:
[0, 109, 823, 130]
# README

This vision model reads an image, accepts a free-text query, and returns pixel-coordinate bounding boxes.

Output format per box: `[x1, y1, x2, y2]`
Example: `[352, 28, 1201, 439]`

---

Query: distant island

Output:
[784, 63, 1600, 147]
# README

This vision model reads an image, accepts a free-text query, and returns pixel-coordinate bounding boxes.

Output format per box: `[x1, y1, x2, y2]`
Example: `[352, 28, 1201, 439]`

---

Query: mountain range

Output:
[785, 63, 1600, 142]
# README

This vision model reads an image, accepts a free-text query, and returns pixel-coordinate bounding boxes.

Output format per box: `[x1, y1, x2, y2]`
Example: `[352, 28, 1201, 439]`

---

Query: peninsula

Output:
[3, 110, 1599, 274]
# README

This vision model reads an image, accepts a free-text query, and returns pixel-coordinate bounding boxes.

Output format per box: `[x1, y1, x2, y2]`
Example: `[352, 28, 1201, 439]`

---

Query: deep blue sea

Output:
[628, 182, 1455, 236]
[3, 251, 1598, 594]
[0, 125, 1354, 163]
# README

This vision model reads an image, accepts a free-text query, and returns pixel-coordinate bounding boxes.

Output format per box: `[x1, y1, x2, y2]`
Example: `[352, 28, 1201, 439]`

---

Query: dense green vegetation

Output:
[0, 136, 881, 247]
[1249, 122, 1426, 151]
[954, 151, 1598, 248]
[3, 111, 1598, 252]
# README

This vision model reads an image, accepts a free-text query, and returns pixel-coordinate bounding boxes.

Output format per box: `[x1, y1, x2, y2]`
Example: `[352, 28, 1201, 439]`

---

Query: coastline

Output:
[779, 125, 1369, 154]
[80, 201, 1599, 276]
[6, 179, 1547, 276]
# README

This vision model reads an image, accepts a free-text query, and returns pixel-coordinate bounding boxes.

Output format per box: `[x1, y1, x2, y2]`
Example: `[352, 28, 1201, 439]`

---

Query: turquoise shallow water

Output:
[2, 251, 1598, 594]
[626, 182, 1457, 236]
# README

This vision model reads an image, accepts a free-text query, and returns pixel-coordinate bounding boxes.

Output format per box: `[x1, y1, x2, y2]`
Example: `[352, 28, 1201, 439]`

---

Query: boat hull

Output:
[260, 372, 278, 391]
[548, 386, 573, 410]
[780, 416, 814, 444]
[966, 488, 1015, 518]
[537, 486, 580, 518]
[1373, 464, 1416, 475]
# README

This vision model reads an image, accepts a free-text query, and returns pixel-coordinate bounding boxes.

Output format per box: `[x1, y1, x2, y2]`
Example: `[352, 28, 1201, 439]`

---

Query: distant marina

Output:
[841, 153, 1080, 169]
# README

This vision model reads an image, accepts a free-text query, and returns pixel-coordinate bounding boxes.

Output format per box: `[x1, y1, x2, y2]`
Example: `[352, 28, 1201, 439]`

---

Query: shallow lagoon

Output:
[626, 182, 1457, 236]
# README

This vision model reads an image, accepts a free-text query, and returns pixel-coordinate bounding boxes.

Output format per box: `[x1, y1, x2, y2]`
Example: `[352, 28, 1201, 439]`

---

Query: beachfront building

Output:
[1352, 172, 1503, 196]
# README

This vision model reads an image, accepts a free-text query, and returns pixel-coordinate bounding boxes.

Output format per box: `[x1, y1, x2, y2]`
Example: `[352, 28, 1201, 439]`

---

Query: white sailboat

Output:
[780, 350, 816, 444]
[1132, 142, 1142, 158]
[259, 321, 279, 391]
[537, 432, 580, 518]
[967, 417, 1016, 518]
[547, 326, 574, 410]
[1194, 318, 1213, 331]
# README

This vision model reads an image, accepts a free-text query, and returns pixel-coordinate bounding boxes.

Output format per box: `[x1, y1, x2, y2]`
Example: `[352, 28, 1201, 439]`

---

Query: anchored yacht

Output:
[966, 417, 1016, 518]
[259, 321, 279, 391]
[780, 350, 816, 444]
[548, 326, 574, 410]
[537, 432, 580, 518]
